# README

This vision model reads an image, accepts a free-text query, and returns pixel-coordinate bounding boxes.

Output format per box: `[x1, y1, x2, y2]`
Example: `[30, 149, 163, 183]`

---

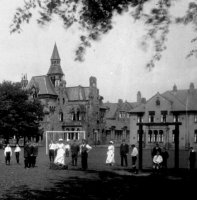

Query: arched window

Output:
[159, 130, 164, 143]
[76, 109, 80, 121]
[59, 112, 63, 122]
[194, 130, 197, 143]
[172, 130, 175, 143]
[154, 130, 158, 142]
[148, 130, 153, 143]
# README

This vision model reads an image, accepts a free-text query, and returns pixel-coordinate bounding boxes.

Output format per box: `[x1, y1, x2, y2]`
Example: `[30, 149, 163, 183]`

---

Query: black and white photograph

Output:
[0, 0, 197, 199]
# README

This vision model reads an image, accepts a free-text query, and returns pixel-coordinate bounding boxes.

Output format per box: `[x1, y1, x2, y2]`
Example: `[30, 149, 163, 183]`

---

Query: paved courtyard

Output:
[0, 146, 195, 199]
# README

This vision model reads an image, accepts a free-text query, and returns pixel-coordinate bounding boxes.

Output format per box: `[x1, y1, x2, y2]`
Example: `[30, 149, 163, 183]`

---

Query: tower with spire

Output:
[47, 43, 64, 87]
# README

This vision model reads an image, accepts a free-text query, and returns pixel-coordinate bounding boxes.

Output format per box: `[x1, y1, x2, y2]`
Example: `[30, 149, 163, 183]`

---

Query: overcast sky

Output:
[0, 0, 197, 103]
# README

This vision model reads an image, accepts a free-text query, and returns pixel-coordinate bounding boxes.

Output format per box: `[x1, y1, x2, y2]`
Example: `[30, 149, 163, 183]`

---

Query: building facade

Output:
[23, 44, 106, 144]
[102, 92, 146, 145]
[129, 83, 197, 150]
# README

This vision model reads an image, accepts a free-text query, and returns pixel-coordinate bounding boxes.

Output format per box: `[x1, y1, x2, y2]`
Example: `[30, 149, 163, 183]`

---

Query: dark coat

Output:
[120, 143, 129, 155]
[71, 143, 79, 155]
[24, 144, 31, 158]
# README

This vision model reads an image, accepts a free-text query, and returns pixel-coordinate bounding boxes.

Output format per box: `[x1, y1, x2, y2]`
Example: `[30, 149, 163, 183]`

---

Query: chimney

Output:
[189, 82, 195, 93]
[173, 84, 177, 94]
[137, 91, 142, 103]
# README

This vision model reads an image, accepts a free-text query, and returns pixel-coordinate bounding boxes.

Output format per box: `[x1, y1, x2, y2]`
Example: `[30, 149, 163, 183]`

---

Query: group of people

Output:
[49, 138, 92, 170]
[106, 139, 139, 173]
[105, 140, 196, 174]
[3, 141, 39, 168]
[2, 139, 196, 173]
[24, 141, 39, 168]
[151, 143, 169, 173]
[4, 143, 21, 165]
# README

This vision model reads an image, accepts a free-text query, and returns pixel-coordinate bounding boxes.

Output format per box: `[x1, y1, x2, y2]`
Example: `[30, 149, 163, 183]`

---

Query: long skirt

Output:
[106, 150, 115, 164]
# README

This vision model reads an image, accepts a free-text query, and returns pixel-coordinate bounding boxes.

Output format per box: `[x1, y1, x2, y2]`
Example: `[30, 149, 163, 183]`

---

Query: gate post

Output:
[174, 123, 179, 169]
[138, 123, 143, 170]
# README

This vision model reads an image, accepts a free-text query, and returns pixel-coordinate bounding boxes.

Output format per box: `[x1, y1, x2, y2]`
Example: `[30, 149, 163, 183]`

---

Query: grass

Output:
[0, 146, 195, 199]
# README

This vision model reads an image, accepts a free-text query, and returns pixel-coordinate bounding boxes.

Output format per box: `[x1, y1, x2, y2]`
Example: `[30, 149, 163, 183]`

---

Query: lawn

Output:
[0, 146, 195, 199]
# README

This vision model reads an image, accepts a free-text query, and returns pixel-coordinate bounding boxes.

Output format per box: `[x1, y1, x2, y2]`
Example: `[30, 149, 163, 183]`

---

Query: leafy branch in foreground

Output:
[10, 0, 197, 69]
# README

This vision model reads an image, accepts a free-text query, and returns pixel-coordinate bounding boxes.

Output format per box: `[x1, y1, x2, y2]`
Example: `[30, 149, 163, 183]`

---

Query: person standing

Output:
[65, 141, 70, 158]
[4, 144, 12, 165]
[189, 147, 196, 172]
[106, 141, 115, 166]
[161, 147, 169, 170]
[131, 144, 138, 174]
[71, 140, 80, 166]
[54, 138, 66, 166]
[49, 140, 56, 163]
[14, 144, 21, 164]
[120, 139, 129, 167]
[24, 141, 31, 168]
[31, 142, 38, 167]
[80, 139, 92, 170]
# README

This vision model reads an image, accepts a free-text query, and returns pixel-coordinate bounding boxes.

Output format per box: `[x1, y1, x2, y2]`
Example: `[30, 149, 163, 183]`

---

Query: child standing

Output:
[14, 144, 21, 164]
[4, 144, 12, 165]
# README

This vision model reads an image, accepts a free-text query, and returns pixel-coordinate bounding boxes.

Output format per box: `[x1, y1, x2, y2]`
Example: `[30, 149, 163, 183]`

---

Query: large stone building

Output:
[102, 92, 146, 145]
[23, 44, 106, 144]
[129, 83, 197, 150]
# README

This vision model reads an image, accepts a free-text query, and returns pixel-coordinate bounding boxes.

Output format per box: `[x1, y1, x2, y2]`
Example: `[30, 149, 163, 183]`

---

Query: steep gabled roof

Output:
[129, 103, 146, 113]
[65, 86, 90, 101]
[162, 89, 197, 111]
[27, 75, 57, 96]
[103, 102, 118, 119]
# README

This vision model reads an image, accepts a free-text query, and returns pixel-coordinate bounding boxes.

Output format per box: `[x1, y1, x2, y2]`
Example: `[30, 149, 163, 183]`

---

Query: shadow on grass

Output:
[2, 169, 197, 200]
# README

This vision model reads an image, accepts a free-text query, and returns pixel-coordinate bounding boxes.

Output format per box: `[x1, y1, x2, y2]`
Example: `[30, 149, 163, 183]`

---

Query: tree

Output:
[0, 81, 44, 143]
[10, 0, 197, 68]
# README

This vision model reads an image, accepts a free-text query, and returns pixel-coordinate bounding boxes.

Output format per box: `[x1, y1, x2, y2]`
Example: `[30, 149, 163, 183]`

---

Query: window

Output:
[59, 112, 63, 122]
[173, 115, 179, 122]
[161, 111, 167, 123]
[153, 130, 158, 142]
[194, 130, 197, 143]
[148, 130, 153, 143]
[119, 112, 125, 118]
[172, 130, 175, 143]
[156, 97, 160, 106]
[159, 130, 164, 143]
[76, 110, 80, 121]
[137, 116, 143, 123]
[63, 98, 65, 104]
[194, 115, 197, 123]
[149, 111, 155, 123]
[71, 112, 76, 121]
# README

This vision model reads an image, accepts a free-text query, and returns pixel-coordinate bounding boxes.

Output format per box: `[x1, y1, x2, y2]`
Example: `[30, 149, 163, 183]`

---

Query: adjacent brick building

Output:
[129, 83, 197, 150]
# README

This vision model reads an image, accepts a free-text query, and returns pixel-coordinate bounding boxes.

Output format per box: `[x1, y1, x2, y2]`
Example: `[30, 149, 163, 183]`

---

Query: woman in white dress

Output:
[54, 139, 66, 166]
[106, 141, 115, 166]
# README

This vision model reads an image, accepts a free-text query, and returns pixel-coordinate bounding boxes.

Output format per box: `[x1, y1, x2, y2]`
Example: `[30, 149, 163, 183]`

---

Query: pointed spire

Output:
[51, 43, 60, 60]
[47, 43, 64, 76]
